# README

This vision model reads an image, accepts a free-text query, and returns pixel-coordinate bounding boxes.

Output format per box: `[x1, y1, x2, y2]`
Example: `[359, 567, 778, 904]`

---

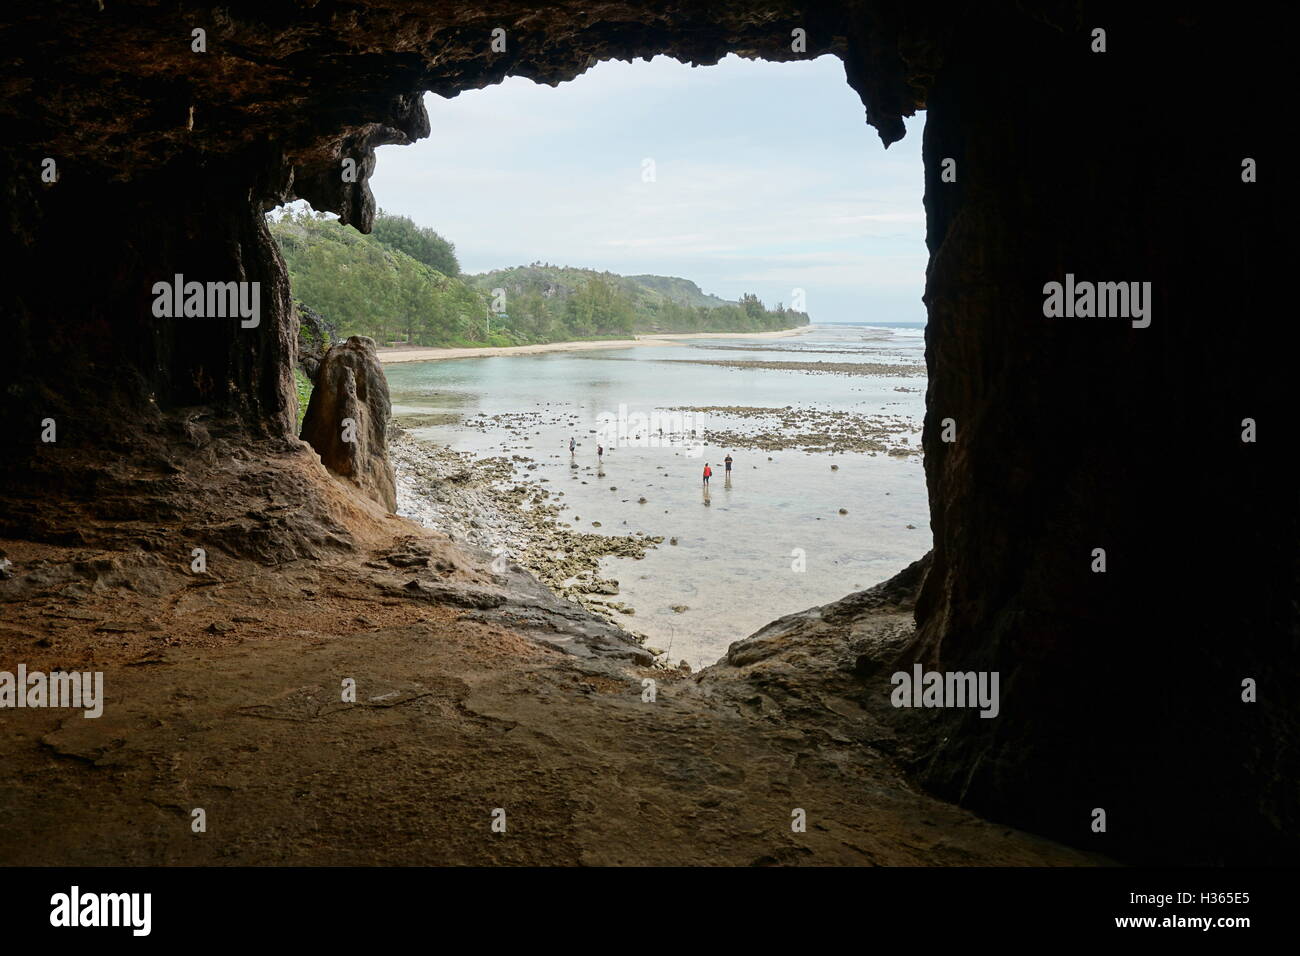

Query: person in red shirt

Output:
[702, 463, 712, 485]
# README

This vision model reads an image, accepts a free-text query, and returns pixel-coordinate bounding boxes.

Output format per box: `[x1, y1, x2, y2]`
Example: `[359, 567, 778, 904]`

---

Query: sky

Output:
[369, 54, 927, 325]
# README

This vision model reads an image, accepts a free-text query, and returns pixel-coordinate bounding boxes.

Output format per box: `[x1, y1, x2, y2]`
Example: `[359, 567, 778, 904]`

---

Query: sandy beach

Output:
[377, 326, 810, 364]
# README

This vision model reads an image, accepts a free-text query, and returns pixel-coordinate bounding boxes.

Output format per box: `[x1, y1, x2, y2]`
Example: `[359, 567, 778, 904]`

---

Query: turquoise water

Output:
[386, 323, 931, 669]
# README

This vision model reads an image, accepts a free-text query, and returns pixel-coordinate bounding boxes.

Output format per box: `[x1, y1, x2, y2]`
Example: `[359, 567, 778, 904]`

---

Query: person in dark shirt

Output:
[724, 454, 733, 475]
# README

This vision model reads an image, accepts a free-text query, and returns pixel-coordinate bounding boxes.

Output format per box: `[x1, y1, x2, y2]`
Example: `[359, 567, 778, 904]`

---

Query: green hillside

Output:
[269, 211, 810, 348]
[467, 263, 809, 335]
[271, 210, 494, 347]
[625, 274, 732, 309]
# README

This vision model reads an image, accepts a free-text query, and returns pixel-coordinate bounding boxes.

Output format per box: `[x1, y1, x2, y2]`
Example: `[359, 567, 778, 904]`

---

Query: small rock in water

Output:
[638, 497, 647, 504]
[831, 464, 838, 470]
[906, 523, 916, 529]
[838, 508, 848, 515]
[669, 537, 678, 545]
[670, 604, 689, 613]
[592, 521, 601, 527]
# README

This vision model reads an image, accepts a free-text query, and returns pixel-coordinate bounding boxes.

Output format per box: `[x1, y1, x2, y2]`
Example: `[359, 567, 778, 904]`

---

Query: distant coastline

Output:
[376, 326, 811, 365]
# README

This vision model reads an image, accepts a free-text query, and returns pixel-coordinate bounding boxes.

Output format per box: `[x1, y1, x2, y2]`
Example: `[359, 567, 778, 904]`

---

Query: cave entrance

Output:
[5, 3, 1288, 865]
[275, 54, 931, 670]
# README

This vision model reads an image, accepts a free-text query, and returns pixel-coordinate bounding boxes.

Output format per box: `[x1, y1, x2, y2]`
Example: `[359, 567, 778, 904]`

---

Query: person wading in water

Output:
[702, 463, 712, 485]
[724, 453, 733, 476]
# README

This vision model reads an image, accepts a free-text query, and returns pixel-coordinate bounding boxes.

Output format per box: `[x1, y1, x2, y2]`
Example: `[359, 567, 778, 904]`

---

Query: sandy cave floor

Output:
[0, 441, 1105, 866]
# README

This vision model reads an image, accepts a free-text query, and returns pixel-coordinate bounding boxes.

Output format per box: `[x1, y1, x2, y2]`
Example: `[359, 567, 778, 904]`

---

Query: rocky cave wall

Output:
[911, 6, 1297, 864]
[1, 1, 1295, 863]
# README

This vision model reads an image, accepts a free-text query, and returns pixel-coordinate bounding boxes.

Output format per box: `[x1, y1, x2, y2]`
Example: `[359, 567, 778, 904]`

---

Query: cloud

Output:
[369, 54, 927, 322]
[728, 254, 929, 288]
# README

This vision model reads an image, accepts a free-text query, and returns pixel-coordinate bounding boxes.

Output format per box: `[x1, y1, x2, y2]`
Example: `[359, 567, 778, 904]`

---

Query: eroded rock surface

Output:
[301, 336, 397, 512]
[0, 511, 1096, 866]
[907, 10, 1297, 864]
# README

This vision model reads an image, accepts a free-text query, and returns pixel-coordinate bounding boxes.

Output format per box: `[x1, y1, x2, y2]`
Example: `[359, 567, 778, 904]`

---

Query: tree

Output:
[394, 262, 435, 344]
[371, 210, 460, 276]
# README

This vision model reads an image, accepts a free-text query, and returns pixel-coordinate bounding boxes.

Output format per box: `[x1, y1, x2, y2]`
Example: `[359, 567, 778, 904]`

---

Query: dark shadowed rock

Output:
[296, 301, 338, 383]
[300, 336, 396, 512]
[721, 554, 929, 669]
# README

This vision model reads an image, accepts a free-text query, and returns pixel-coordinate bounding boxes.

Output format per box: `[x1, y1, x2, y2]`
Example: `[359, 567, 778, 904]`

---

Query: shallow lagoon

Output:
[387, 323, 931, 669]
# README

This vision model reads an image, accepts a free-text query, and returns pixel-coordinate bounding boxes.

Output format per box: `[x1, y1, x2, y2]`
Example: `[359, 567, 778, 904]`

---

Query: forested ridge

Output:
[270, 209, 809, 348]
